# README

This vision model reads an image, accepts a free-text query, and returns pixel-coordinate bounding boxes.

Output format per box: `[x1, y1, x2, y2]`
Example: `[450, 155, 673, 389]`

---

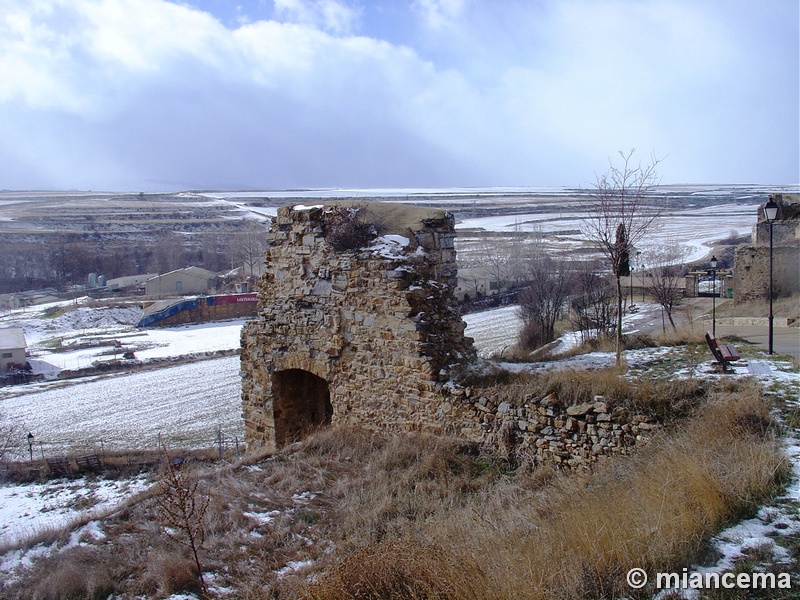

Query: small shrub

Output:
[156, 449, 210, 594]
[325, 207, 380, 251]
[142, 551, 204, 597]
[304, 538, 488, 600]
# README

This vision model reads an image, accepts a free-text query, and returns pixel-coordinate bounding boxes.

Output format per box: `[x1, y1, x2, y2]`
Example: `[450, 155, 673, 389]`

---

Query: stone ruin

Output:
[241, 201, 661, 468]
[734, 194, 800, 303]
[240, 202, 475, 450]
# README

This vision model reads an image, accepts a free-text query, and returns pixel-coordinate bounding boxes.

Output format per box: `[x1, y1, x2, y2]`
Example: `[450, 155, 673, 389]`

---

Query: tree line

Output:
[0, 221, 268, 295]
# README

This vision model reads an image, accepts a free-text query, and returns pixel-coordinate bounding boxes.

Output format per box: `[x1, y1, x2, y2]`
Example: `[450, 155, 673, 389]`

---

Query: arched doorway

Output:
[272, 369, 332, 447]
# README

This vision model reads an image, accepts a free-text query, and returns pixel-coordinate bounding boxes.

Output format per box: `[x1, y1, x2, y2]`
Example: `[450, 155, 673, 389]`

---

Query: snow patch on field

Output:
[1, 356, 243, 455]
[0, 475, 151, 548]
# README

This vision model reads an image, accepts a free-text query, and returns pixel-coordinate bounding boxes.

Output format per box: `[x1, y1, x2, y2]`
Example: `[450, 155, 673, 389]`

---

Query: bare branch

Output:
[581, 149, 665, 365]
[156, 448, 210, 594]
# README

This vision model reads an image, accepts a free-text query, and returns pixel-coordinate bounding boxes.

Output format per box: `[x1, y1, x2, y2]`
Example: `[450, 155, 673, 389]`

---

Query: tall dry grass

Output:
[0, 379, 788, 600]
[304, 381, 787, 600]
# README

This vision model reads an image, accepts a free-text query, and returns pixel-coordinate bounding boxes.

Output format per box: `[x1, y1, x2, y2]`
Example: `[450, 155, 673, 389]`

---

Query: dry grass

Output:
[305, 381, 786, 600]
[715, 294, 800, 322]
[463, 366, 706, 421]
[0, 378, 790, 599]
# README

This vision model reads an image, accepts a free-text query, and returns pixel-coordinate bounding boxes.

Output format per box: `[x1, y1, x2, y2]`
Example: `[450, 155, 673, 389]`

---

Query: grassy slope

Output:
[0, 358, 793, 600]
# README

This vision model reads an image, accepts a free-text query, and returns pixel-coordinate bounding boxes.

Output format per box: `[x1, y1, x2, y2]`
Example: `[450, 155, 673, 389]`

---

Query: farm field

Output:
[1, 303, 525, 455]
[0, 187, 798, 597]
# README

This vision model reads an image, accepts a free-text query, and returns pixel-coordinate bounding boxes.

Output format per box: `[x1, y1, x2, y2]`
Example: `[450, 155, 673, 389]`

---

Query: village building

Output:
[733, 194, 800, 303]
[0, 327, 27, 371]
[145, 266, 218, 298]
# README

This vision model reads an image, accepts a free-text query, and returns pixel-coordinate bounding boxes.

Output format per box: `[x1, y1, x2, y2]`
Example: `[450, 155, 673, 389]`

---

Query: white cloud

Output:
[412, 0, 467, 30]
[0, 0, 796, 190]
[273, 0, 360, 35]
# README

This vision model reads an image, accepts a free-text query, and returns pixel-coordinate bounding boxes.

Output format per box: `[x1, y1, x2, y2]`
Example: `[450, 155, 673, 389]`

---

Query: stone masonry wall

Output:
[734, 245, 800, 303]
[241, 201, 661, 467]
[240, 203, 474, 450]
[441, 386, 661, 469]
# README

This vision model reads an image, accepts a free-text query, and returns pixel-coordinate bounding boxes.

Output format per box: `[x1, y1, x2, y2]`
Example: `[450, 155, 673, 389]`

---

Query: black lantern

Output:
[710, 256, 718, 336]
[763, 196, 778, 354]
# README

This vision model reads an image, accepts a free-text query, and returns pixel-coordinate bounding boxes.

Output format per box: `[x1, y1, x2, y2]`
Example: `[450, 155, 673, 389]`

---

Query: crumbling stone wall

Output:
[442, 388, 661, 469]
[240, 203, 474, 450]
[240, 201, 661, 468]
[733, 245, 800, 303]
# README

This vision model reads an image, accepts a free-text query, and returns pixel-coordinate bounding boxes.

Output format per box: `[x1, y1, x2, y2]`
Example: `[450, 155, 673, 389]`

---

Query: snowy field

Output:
[1, 356, 243, 456]
[455, 202, 760, 265]
[0, 301, 246, 376]
[0, 302, 522, 455]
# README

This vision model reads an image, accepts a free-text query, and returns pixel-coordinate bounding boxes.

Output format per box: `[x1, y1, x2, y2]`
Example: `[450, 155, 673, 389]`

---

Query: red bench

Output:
[705, 331, 740, 372]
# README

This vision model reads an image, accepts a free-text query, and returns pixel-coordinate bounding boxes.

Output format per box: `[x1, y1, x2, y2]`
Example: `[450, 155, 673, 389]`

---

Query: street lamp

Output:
[27, 432, 34, 461]
[763, 196, 779, 354]
[629, 266, 635, 310]
[710, 255, 718, 336]
[641, 264, 646, 302]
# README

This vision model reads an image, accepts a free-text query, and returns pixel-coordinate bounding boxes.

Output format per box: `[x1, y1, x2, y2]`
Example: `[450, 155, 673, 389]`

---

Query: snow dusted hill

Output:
[0, 299, 525, 455]
[1, 295, 798, 594]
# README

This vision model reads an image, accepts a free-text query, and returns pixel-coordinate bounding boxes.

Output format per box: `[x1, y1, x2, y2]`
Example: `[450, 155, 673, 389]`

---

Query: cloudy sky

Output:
[1, 0, 797, 191]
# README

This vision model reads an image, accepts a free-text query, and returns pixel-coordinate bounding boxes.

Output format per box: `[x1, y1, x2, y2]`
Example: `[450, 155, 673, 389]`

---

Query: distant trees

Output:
[643, 242, 690, 331]
[582, 150, 664, 366]
[569, 261, 617, 343]
[231, 221, 269, 278]
[517, 256, 573, 350]
[0, 219, 272, 294]
[461, 223, 542, 297]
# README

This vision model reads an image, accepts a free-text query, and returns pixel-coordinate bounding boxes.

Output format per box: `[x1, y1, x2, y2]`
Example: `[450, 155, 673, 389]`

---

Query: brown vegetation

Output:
[0, 372, 789, 600]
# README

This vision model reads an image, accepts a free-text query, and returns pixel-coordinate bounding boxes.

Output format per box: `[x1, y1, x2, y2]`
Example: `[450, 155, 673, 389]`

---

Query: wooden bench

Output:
[46, 456, 72, 477]
[705, 331, 740, 372]
[76, 454, 102, 472]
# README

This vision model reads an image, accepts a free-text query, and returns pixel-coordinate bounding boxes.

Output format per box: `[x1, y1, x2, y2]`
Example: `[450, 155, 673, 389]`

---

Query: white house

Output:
[145, 267, 218, 298]
[0, 328, 27, 371]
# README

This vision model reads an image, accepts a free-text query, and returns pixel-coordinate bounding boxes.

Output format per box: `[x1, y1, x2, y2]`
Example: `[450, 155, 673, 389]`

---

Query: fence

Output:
[1, 424, 246, 480]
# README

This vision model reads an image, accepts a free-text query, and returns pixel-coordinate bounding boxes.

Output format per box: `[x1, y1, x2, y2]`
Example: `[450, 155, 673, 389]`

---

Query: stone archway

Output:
[272, 369, 333, 447]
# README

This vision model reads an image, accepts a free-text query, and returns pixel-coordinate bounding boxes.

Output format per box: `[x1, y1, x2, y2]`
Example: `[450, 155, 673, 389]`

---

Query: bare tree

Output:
[643, 242, 690, 331]
[231, 221, 268, 279]
[156, 449, 210, 594]
[517, 256, 573, 350]
[473, 237, 514, 290]
[582, 149, 664, 365]
[569, 261, 616, 344]
[0, 412, 19, 462]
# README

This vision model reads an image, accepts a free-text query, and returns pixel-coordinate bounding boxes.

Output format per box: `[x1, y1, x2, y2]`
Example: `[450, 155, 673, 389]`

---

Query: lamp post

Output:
[27, 432, 34, 461]
[710, 255, 718, 336]
[763, 196, 779, 354]
[629, 266, 635, 310]
[641, 264, 646, 302]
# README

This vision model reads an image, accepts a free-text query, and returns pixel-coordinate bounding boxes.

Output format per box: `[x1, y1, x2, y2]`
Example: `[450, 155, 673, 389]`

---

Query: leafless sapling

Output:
[156, 449, 210, 595]
[582, 149, 664, 365]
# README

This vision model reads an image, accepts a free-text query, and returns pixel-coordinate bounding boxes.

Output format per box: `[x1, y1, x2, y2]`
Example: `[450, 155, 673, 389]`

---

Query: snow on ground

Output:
[0, 475, 151, 548]
[0, 297, 246, 378]
[463, 301, 663, 358]
[2, 356, 243, 456]
[463, 306, 521, 357]
[456, 203, 759, 265]
[0, 298, 798, 592]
